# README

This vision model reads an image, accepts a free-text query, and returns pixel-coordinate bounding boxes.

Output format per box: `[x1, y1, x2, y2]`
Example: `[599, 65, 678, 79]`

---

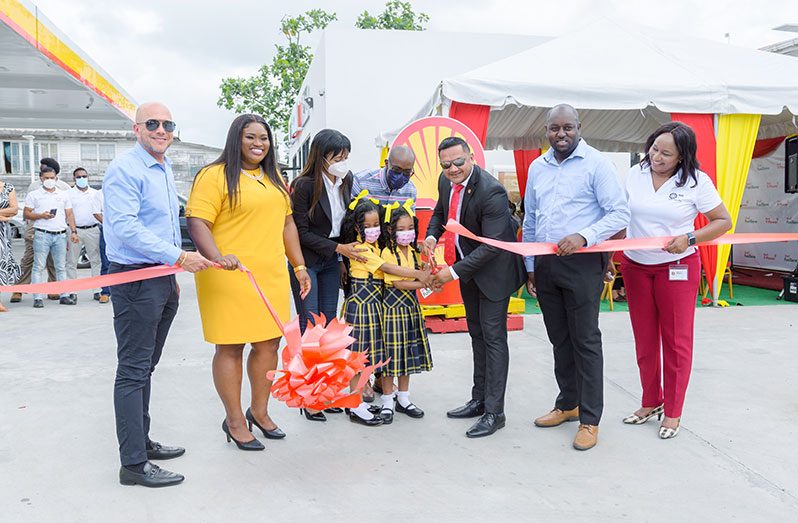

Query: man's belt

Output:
[34, 228, 66, 235]
[76, 224, 99, 229]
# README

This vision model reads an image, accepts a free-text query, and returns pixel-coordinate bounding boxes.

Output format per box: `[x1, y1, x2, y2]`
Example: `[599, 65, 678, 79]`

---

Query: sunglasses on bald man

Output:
[137, 119, 177, 133]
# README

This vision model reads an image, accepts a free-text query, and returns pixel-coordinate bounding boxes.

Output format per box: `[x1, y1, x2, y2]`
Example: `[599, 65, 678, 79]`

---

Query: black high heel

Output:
[323, 407, 343, 414]
[246, 408, 286, 439]
[300, 408, 327, 422]
[222, 420, 265, 451]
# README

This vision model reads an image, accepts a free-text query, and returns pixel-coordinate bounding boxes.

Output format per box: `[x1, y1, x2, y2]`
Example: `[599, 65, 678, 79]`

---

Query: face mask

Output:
[43, 179, 57, 190]
[363, 226, 381, 244]
[386, 169, 410, 190]
[396, 230, 416, 246]
[75, 178, 89, 189]
[327, 160, 349, 179]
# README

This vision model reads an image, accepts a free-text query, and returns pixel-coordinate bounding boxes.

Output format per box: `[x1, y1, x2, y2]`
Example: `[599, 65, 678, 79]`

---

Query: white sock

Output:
[353, 402, 373, 420]
[396, 391, 411, 408]
[381, 394, 394, 411]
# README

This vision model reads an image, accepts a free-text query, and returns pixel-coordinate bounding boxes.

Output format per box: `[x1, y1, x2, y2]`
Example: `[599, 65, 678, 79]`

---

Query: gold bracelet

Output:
[176, 251, 188, 266]
[293, 264, 307, 273]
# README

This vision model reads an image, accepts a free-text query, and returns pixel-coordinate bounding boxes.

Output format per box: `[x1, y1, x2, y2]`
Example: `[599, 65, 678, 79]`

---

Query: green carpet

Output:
[521, 284, 797, 314]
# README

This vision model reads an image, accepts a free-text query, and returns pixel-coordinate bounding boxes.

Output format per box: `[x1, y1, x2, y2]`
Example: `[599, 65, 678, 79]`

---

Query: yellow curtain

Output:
[712, 114, 761, 301]
[378, 145, 389, 168]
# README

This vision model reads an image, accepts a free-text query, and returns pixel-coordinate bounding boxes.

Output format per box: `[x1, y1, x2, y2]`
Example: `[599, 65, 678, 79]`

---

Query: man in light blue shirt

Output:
[104, 102, 212, 488]
[523, 104, 629, 451]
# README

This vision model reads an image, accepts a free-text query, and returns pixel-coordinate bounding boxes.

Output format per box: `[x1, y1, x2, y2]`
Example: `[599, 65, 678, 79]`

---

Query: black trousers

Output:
[460, 278, 511, 414]
[535, 253, 607, 426]
[110, 263, 179, 466]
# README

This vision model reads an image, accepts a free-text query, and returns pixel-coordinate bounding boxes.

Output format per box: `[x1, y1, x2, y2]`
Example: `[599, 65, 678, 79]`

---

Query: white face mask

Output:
[43, 179, 57, 190]
[327, 160, 349, 179]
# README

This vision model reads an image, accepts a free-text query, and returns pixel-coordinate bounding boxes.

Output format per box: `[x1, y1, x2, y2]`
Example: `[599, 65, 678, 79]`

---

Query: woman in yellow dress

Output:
[187, 114, 311, 450]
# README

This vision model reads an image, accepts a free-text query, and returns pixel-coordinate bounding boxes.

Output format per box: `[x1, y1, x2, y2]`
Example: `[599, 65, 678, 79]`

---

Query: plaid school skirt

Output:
[343, 277, 384, 365]
[382, 286, 432, 377]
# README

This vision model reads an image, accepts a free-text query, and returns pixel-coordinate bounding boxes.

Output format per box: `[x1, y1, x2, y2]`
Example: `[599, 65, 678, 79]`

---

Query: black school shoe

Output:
[395, 401, 424, 419]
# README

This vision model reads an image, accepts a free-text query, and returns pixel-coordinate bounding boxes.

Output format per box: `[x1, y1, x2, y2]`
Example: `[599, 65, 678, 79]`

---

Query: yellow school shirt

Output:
[349, 241, 385, 279]
[380, 246, 419, 286]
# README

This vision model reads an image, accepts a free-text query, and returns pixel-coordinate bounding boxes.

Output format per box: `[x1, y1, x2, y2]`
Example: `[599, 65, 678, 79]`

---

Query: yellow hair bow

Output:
[348, 189, 379, 210]
[402, 198, 415, 218]
[383, 202, 400, 223]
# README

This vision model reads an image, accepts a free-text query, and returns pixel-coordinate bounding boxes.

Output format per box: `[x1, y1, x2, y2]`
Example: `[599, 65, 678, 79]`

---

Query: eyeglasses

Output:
[137, 119, 176, 132]
[440, 157, 468, 170]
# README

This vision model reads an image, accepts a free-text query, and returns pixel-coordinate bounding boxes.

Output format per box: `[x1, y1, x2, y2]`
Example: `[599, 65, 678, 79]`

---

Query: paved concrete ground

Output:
[2, 238, 797, 522]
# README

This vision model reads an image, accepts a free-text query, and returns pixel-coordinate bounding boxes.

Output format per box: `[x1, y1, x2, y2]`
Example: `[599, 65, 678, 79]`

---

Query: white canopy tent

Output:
[390, 17, 798, 152]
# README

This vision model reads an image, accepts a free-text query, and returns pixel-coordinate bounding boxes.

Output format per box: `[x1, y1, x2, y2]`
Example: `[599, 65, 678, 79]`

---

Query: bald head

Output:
[546, 103, 579, 124]
[388, 145, 416, 166]
[135, 102, 172, 123]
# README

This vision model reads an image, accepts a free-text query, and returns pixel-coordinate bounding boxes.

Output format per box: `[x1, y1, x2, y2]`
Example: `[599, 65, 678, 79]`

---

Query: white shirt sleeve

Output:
[695, 173, 723, 214]
[24, 191, 35, 209]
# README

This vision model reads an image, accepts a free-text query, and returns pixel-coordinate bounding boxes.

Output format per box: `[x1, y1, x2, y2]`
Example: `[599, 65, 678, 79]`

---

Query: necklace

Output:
[241, 167, 264, 181]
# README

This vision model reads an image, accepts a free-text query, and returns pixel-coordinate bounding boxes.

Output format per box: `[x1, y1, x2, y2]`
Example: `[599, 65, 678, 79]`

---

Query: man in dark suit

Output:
[424, 137, 526, 438]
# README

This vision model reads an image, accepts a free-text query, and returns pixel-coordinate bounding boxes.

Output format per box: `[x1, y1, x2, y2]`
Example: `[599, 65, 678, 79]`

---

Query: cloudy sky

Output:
[32, 0, 797, 147]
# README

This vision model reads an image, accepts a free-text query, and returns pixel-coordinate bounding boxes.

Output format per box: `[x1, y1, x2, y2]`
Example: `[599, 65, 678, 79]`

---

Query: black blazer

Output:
[426, 165, 526, 301]
[291, 173, 353, 267]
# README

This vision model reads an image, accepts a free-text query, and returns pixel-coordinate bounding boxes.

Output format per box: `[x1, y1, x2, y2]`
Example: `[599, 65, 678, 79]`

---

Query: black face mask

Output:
[386, 169, 410, 190]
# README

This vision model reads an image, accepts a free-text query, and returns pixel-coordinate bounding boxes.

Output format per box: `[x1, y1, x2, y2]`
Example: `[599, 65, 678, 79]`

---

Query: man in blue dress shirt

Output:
[523, 104, 629, 451]
[104, 102, 213, 487]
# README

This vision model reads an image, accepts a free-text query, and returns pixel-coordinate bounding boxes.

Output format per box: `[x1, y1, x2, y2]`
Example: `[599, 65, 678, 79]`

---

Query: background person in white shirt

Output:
[620, 121, 731, 439]
[65, 167, 102, 302]
[23, 165, 80, 307]
[10, 157, 70, 303]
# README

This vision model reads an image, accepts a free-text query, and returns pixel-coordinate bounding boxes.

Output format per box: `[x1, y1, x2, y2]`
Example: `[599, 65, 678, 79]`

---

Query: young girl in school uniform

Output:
[340, 193, 431, 426]
[378, 201, 433, 424]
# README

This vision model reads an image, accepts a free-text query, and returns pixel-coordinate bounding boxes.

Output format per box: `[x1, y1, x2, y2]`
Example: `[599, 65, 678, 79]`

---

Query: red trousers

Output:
[620, 252, 700, 418]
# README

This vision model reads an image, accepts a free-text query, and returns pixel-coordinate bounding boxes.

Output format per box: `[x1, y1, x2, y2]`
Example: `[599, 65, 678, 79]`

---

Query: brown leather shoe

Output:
[10, 292, 22, 303]
[0, 302, 7, 312]
[47, 294, 60, 300]
[573, 424, 599, 451]
[534, 407, 580, 427]
[99, 295, 110, 304]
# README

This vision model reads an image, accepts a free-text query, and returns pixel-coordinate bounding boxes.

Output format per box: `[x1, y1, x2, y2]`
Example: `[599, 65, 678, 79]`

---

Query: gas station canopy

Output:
[0, 0, 136, 130]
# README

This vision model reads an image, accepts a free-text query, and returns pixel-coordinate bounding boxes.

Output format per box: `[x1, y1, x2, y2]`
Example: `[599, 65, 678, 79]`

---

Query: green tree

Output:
[356, 1, 429, 30]
[217, 3, 429, 137]
[217, 9, 336, 136]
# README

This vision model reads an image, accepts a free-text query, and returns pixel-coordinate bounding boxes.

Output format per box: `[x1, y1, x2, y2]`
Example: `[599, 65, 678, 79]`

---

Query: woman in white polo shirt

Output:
[620, 122, 731, 439]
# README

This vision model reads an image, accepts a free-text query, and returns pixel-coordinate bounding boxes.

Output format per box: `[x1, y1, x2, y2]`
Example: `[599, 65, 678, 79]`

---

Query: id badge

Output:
[668, 263, 688, 281]
[419, 287, 434, 298]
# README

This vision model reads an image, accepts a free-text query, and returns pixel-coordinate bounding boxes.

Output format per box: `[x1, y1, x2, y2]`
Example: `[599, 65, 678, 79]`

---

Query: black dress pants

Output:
[535, 253, 607, 426]
[110, 263, 179, 466]
[460, 278, 511, 415]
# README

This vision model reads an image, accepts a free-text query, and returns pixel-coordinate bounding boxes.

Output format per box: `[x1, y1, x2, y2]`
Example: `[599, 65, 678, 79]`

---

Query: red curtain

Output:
[448, 101, 490, 146]
[670, 113, 718, 296]
[752, 136, 785, 158]
[513, 149, 541, 196]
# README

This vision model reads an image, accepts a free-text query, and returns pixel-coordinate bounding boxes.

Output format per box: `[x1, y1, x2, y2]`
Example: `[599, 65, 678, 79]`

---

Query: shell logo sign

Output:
[391, 116, 486, 203]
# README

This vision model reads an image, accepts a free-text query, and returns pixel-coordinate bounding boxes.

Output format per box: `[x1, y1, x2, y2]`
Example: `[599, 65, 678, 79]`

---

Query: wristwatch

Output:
[686, 232, 696, 246]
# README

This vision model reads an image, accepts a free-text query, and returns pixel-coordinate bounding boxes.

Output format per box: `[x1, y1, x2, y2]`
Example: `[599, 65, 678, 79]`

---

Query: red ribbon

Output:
[444, 219, 798, 257]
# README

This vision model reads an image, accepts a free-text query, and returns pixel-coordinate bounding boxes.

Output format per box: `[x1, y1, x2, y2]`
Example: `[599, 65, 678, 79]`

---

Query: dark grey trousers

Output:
[535, 253, 607, 426]
[109, 263, 179, 466]
[460, 278, 512, 415]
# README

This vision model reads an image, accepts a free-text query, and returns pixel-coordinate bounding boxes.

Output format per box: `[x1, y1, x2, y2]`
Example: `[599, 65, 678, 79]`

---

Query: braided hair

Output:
[341, 198, 383, 248]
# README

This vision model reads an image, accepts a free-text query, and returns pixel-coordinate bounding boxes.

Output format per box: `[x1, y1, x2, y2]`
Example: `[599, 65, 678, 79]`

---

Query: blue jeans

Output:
[32, 230, 67, 300]
[99, 226, 111, 296]
[289, 256, 340, 333]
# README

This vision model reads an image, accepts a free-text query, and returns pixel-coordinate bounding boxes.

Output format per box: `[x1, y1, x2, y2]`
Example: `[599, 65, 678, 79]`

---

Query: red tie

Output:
[443, 183, 465, 265]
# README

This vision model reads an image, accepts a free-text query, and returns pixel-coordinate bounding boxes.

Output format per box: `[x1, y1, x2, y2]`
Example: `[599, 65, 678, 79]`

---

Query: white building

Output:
[0, 129, 220, 197]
